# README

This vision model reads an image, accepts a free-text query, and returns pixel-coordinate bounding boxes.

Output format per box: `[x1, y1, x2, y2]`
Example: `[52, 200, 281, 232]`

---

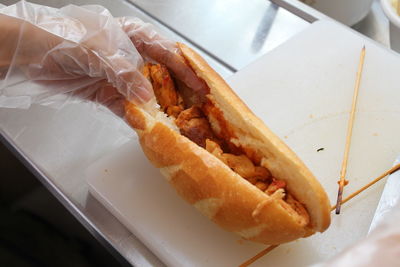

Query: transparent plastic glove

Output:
[118, 16, 208, 96]
[313, 200, 400, 267]
[0, 1, 152, 111]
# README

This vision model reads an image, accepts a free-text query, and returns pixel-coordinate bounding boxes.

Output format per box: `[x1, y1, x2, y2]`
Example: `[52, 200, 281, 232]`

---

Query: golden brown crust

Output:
[134, 119, 309, 244]
[123, 43, 331, 244]
[177, 42, 331, 233]
[125, 101, 146, 130]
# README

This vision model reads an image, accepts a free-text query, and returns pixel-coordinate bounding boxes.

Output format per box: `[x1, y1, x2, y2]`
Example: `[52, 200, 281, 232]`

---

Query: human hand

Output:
[118, 16, 208, 96]
[0, 1, 152, 109]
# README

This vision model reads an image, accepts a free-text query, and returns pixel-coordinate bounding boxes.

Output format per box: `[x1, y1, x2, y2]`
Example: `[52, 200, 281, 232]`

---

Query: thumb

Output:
[118, 16, 208, 96]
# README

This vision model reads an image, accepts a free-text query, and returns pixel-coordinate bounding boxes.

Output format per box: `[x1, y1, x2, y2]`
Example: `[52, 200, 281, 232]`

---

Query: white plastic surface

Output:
[313, 157, 400, 267]
[369, 156, 400, 232]
[86, 20, 400, 266]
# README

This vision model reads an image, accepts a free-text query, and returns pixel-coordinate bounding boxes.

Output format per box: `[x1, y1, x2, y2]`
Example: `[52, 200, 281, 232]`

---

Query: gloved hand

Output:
[0, 1, 208, 116]
[118, 16, 208, 96]
[0, 1, 152, 112]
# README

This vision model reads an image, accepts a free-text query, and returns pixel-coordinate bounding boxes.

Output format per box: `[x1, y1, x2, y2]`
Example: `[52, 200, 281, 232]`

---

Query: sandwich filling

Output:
[143, 62, 309, 225]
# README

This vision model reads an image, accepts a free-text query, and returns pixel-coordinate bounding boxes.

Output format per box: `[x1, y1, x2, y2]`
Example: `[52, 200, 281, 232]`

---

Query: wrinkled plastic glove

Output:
[0, 1, 152, 113]
[118, 16, 208, 96]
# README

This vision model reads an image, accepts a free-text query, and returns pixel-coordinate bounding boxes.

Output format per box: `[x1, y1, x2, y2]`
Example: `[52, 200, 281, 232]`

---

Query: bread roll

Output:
[124, 43, 331, 245]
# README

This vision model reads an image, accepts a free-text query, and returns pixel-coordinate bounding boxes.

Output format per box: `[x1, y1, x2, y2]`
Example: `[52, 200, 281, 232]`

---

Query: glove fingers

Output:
[119, 17, 208, 96]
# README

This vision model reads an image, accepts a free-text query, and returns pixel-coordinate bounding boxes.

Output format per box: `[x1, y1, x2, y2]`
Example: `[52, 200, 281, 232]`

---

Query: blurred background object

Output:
[381, 0, 400, 51]
[299, 0, 374, 26]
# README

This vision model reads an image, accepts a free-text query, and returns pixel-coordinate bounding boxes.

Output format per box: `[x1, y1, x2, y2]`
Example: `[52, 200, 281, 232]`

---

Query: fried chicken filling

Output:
[143, 63, 308, 217]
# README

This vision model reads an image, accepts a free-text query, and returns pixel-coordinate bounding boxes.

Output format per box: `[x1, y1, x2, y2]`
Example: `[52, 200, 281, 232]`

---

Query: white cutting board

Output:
[86, 20, 400, 267]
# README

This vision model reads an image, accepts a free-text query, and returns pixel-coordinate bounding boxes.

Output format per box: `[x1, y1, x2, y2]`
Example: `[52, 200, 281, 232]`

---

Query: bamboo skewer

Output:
[238, 245, 279, 267]
[397, 0, 400, 15]
[331, 163, 400, 211]
[240, 162, 400, 267]
[335, 46, 366, 214]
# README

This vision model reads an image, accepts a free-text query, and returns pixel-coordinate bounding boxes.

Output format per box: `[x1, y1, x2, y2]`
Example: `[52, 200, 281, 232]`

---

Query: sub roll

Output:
[124, 43, 331, 245]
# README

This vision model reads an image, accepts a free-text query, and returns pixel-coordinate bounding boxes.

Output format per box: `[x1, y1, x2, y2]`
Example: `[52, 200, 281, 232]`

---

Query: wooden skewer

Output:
[240, 162, 400, 267]
[239, 245, 278, 267]
[241, 46, 367, 266]
[336, 45, 366, 214]
[397, 0, 400, 15]
[331, 163, 400, 211]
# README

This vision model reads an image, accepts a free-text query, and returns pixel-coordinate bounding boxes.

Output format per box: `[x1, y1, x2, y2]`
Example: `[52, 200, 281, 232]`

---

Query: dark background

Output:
[0, 142, 123, 267]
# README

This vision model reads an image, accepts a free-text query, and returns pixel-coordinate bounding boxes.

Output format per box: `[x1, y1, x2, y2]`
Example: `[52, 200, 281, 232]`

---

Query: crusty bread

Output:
[124, 43, 331, 244]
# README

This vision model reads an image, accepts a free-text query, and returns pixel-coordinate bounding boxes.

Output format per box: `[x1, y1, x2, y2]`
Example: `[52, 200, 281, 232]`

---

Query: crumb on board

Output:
[309, 114, 314, 119]
[284, 136, 288, 139]
[317, 147, 324, 152]
[373, 133, 378, 136]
